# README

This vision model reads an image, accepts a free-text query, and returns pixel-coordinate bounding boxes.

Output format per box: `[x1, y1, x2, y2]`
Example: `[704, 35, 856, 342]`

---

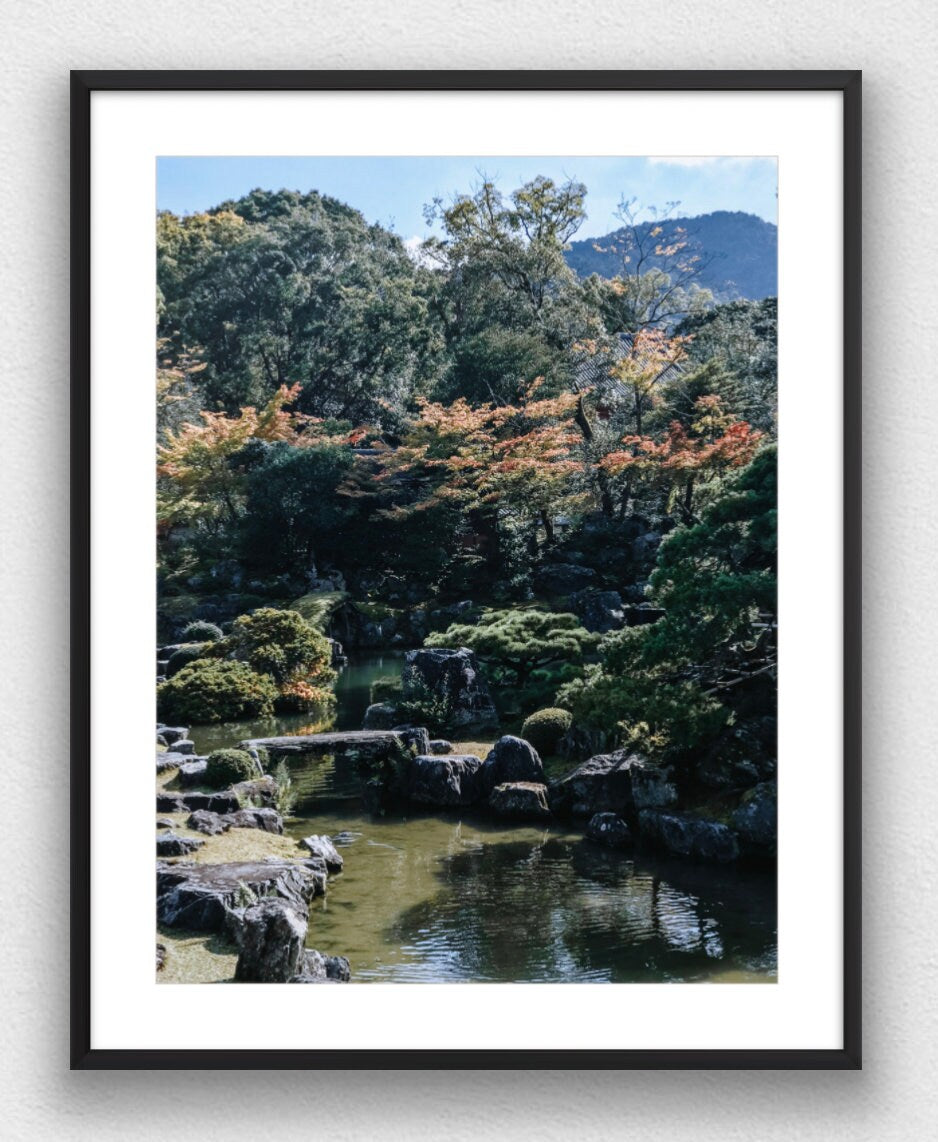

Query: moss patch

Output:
[289, 591, 349, 632]
[352, 599, 403, 622]
[158, 811, 303, 863]
[156, 929, 238, 984]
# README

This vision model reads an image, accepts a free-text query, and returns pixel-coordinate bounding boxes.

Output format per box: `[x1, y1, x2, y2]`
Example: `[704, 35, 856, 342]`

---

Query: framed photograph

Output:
[71, 69, 861, 1069]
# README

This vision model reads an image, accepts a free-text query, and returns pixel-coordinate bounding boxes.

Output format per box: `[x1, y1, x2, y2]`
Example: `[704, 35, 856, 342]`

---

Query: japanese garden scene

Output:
[154, 156, 778, 985]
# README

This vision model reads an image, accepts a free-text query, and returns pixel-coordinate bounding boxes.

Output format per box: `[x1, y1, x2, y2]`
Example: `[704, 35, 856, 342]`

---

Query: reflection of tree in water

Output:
[386, 838, 777, 982]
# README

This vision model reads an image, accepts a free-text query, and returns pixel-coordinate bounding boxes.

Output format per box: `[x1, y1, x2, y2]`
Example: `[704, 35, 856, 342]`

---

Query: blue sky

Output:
[157, 155, 777, 240]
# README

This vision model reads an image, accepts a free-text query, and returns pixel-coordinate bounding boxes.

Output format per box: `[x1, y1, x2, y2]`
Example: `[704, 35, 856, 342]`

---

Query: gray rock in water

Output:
[157, 858, 327, 933]
[362, 702, 400, 730]
[731, 781, 777, 849]
[393, 725, 431, 756]
[549, 750, 677, 819]
[290, 948, 351, 983]
[429, 739, 452, 755]
[231, 899, 309, 983]
[585, 812, 633, 848]
[300, 835, 344, 871]
[638, 810, 740, 863]
[159, 725, 189, 746]
[402, 647, 498, 732]
[481, 736, 545, 794]
[489, 781, 551, 821]
[171, 739, 196, 756]
[156, 832, 205, 857]
[331, 831, 359, 846]
[409, 754, 483, 807]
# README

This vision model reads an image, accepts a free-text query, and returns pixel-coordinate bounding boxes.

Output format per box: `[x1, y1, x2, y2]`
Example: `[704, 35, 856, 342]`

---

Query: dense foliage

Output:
[157, 659, 278, 723]
[558, 446, 777, 767]
[157, 177, 778, 758]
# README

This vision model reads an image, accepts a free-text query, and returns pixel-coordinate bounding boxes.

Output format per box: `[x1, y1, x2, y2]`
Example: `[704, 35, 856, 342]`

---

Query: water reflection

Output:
[185, 654, 777, 985]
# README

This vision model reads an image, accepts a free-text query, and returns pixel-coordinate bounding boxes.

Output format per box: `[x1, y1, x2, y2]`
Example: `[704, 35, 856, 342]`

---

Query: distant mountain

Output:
[564, 210, 777, 301]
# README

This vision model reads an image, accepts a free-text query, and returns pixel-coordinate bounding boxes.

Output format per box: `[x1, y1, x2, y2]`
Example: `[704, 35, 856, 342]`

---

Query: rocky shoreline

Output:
[155, 645, 776, 985]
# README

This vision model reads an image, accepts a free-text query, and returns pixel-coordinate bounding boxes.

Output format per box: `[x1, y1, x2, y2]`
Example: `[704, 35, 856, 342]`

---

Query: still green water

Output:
[188, 654, 777, 984]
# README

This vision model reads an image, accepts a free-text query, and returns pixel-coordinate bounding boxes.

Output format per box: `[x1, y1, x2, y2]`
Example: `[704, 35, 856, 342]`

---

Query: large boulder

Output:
[362, 702, 400, 729]
[480, 736, 545, 793]
[156, 790, 240, 815]
[731, 781, 777, 850]
[171, 739, 196, 756]
[393, 725, 431, 756]
[186, 809, 231, 835]
[488, 781, 551, 821]
[408, 754, 483, 808]
[638, 810, 740, 863]
[534, 562, 597, 596]
[177, 759, 209, 787]
[230, 899, 309, 983]
[549, 750, 677, 819]
[568, 588, 626, 633]
[300, 835, 344, 871]
[402, 647, 498, 732]
[158, 725, 189, 746]
[227, 807, 284, 834]
[429, 739, 452, 755]
[186, 806, 284, 835]
[239, 730, 405, 768]
[156, 858, 327, 933]
[156, 832, 205, 857]
[231, 776, 279, 807]
[290, 949, 351, 983]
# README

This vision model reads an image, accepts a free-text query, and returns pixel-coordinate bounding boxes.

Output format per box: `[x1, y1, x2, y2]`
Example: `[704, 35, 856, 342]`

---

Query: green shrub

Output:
[370, 675, 403, 704]
[216, 608, 337, 711]
[181, 620, 224, 642]
[521, 707, 573, 754]
[157, 659, 278, 724]
[166, 642, 208, 678]
[204, 748, 257, 788]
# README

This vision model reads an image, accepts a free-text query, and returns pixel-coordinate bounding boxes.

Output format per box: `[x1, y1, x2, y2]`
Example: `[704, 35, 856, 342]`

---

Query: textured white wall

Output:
[0, 0, 934, 1136]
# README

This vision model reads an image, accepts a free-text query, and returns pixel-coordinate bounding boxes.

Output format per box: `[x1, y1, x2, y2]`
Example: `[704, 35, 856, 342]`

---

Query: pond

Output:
[187, 653, 778, 984]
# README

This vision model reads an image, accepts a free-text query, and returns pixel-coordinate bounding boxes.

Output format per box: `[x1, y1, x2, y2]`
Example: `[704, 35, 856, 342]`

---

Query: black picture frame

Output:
[70, 68, 861, 1071]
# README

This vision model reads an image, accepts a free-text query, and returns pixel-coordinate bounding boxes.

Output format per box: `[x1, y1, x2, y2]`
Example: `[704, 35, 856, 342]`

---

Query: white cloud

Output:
[648, 156, 774, 167]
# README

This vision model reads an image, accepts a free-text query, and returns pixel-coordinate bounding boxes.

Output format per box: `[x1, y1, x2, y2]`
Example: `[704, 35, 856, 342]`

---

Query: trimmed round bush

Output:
[157, 659, 278, 724]
[204, 748, 257, 788]
[520, 707, 574, 755]
[181, 620, 224, 642]
[166, 642, 208, 678]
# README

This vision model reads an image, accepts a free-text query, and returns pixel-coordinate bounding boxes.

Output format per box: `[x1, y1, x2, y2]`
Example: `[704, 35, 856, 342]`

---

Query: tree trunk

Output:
[540, 509, 555, 546]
